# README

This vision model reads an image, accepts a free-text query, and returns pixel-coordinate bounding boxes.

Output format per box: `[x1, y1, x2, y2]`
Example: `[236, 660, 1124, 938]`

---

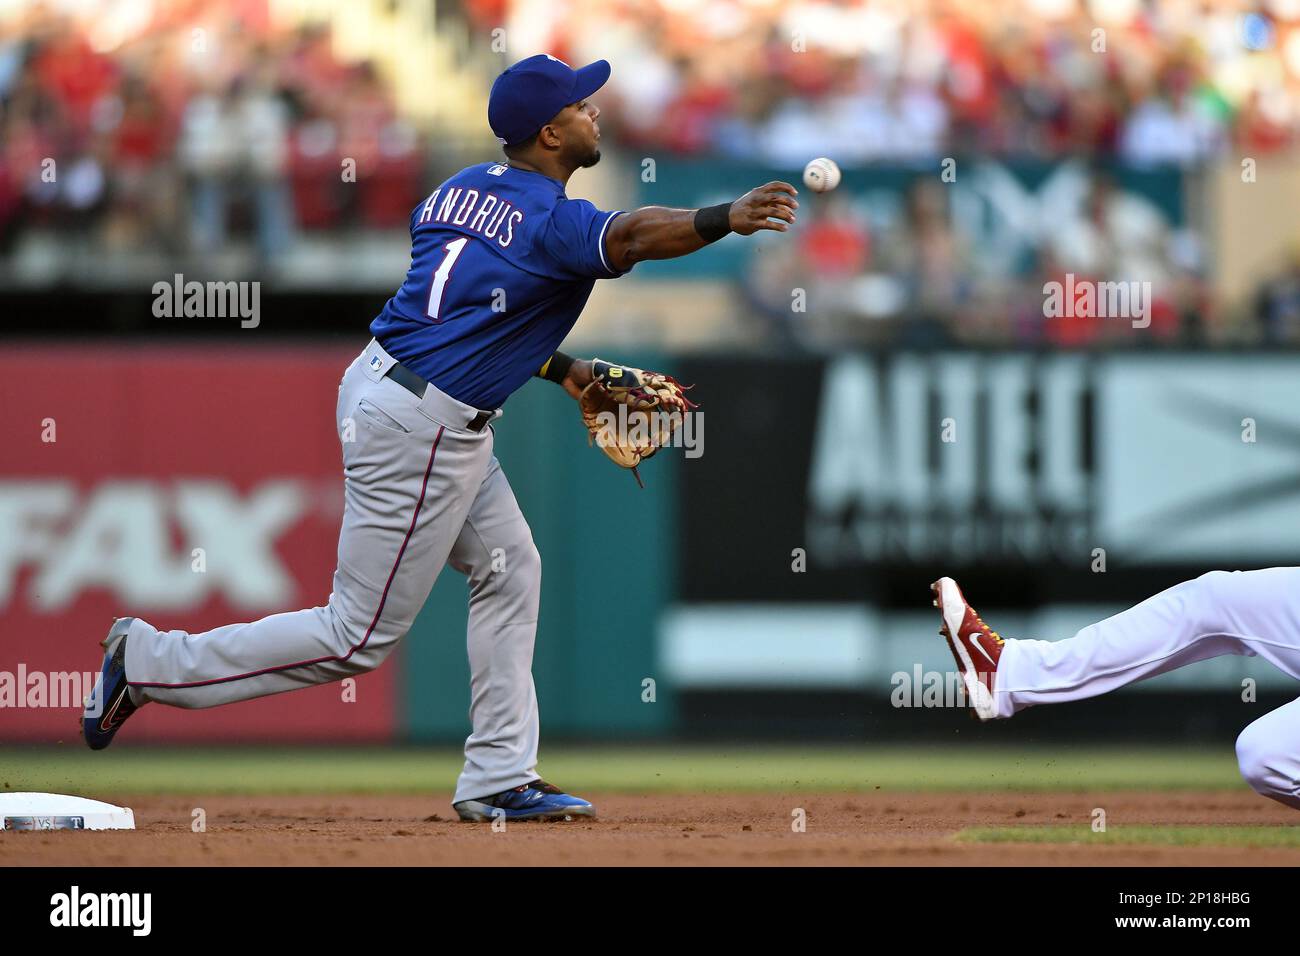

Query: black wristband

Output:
[694, 203, 733, 244]
[539, 351, 576, 384]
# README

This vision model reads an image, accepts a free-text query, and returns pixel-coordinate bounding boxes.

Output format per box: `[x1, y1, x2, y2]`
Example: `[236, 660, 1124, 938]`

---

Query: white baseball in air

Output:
[802, 157, 841, 193]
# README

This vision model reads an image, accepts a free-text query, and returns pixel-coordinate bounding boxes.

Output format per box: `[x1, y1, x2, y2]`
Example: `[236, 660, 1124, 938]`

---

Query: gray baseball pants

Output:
[123, 338, 540, 804]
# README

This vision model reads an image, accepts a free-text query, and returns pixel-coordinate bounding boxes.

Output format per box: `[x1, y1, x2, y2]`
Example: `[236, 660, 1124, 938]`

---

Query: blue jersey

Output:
[370, 162, 629, 409]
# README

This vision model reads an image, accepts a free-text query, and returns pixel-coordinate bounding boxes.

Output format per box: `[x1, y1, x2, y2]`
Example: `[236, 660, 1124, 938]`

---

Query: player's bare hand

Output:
[729, 181, 799, 235]
[561, 359, 595, 400]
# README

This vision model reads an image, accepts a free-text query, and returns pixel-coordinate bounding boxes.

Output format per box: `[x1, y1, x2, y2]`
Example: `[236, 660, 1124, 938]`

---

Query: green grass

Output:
[0, 744, 1249, 796]
[958, 825, 1300, 849]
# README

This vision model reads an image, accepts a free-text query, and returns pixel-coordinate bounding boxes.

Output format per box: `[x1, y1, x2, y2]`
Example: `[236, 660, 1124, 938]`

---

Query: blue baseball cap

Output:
[488, 54, 611, 147]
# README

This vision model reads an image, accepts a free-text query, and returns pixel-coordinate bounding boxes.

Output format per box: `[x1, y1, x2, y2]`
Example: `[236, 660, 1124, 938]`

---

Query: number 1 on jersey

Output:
[426, 237, 468, 320]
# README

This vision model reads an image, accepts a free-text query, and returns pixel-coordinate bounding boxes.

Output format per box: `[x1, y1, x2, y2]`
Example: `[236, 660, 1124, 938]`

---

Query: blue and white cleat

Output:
[454, 780, 595, 822]
[81, 618, 140, 751]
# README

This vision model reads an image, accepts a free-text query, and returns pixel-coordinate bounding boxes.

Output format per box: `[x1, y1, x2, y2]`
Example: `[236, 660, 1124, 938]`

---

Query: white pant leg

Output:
[1236, 697, 1300, 810]
[126, 356, 493, 708]
[995, 568, 1300, 719]
[447, 455, 542, 804]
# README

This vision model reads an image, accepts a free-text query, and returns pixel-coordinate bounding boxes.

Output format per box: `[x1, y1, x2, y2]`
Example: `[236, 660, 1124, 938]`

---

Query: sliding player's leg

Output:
[1236, 696, 1300, 810]
[932, 568, 1300, 720]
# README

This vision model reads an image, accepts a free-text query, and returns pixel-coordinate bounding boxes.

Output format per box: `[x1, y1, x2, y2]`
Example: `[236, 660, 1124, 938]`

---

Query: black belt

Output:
[384, 360, 494, 432]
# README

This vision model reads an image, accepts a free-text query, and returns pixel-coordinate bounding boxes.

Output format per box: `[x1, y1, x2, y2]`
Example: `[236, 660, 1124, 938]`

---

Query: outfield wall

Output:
[1, 344, 1295, 743]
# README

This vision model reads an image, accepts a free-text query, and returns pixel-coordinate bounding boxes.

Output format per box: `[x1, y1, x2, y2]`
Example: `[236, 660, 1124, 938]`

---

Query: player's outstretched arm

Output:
[604, 181, 798, 273]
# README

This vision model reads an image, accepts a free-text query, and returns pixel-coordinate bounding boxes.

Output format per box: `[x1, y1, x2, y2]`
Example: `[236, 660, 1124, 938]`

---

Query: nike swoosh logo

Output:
[98, 687, 129, 733]
[970, 633, 996, 666]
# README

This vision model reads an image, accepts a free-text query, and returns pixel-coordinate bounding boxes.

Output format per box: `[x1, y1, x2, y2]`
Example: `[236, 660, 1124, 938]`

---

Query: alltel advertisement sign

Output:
[0, 345, 397, 742]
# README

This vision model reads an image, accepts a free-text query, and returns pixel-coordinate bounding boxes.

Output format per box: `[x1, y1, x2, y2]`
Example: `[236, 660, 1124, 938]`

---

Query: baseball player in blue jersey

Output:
[81, 54, 798, 821]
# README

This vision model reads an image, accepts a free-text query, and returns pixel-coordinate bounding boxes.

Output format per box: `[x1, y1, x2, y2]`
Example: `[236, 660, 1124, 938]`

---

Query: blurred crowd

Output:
[505, 0, 1300, 165]
[0, 2, 425, 266]
[478, 0, 1300, 347]
[743, 162, 1300, 349]
[742, 166, 1218, 349]
[3, 0, 1300, 346]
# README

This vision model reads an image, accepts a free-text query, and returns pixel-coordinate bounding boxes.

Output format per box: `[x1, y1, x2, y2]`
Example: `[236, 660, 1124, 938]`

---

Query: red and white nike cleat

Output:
[931, 577, 1004, 721]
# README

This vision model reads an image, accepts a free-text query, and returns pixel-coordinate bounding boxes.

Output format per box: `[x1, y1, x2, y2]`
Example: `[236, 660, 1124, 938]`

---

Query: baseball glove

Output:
[579, 358, 697, 488]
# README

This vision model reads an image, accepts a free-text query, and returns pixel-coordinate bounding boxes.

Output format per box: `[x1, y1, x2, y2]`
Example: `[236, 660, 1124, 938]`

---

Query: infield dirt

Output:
[3, 790, 1296, 866]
